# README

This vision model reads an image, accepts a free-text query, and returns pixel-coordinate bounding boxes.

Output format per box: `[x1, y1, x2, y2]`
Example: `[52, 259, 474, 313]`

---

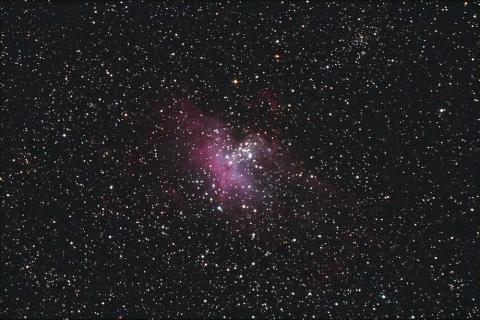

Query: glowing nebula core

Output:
[142, 88, 371, 287]
[148, 93, 356, 236]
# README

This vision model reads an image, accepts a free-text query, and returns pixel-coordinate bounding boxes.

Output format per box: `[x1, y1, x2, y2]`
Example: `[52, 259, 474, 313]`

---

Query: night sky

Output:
[2, 1, 478, 318]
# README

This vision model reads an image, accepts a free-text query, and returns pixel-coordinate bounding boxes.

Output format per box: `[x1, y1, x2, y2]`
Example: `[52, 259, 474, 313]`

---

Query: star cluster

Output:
[2, 2, 478, 318]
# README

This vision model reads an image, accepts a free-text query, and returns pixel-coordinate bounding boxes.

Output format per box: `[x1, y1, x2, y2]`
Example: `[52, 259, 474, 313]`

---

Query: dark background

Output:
[2, 1, 478, 318]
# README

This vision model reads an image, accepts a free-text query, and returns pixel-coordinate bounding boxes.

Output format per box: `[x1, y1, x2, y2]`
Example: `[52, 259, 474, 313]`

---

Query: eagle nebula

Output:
[145, 88, 367, 282]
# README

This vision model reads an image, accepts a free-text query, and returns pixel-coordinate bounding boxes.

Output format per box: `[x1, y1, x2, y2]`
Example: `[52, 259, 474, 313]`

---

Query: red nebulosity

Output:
[146, 86, 368, 288]
[146, 89, 359, 229]
[151, 95, 283, 228]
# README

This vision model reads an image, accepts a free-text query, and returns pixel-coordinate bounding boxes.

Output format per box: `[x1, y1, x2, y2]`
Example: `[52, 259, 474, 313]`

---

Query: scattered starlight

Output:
[2, 2, 477, 319]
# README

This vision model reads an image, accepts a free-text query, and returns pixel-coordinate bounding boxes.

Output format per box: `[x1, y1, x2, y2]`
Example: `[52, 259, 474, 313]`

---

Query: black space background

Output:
[1, 2, 478, 318]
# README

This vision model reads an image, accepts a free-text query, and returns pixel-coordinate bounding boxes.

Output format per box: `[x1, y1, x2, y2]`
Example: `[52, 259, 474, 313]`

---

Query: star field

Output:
[2, 2, 478, 318]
